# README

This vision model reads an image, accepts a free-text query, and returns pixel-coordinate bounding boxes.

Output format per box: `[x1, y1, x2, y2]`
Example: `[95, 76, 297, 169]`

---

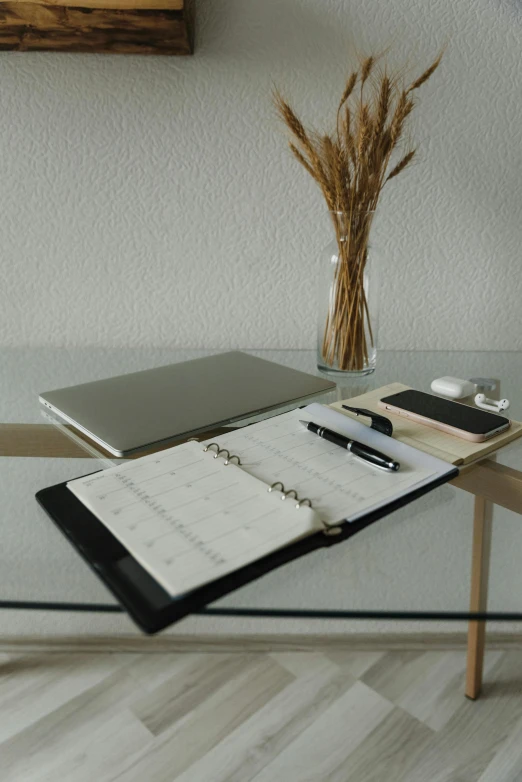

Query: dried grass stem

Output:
[274, 50, 443, 371]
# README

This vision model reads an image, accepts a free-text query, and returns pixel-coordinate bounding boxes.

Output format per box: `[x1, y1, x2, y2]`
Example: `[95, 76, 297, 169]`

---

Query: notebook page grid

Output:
[206, 407, 434, 524]
[67, 441, 320, 597]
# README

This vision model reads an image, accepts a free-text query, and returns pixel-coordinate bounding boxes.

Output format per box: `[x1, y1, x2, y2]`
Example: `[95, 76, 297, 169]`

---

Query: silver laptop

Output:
[39, 351, 336, 457]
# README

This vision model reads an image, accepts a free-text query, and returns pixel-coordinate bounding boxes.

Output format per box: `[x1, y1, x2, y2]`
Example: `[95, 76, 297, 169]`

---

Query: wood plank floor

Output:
[1, 648, 522, 781]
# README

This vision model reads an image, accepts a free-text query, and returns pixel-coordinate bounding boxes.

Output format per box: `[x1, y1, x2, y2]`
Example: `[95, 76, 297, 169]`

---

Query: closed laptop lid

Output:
[40, 352, 336, 456]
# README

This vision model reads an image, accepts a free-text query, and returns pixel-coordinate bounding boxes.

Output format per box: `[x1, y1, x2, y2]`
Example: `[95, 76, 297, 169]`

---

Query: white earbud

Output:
[474, 394, 510, 413]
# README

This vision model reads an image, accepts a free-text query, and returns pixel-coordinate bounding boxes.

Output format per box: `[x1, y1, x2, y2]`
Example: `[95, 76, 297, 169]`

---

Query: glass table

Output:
[2, 347, 522, 700]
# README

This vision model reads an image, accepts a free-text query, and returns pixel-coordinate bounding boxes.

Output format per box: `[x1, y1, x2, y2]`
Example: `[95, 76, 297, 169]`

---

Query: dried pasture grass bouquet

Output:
[274, 51, 443, 372]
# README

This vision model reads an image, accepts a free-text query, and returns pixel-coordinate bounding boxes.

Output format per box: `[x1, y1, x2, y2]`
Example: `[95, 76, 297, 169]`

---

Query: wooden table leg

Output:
[466, 494, 493, 700]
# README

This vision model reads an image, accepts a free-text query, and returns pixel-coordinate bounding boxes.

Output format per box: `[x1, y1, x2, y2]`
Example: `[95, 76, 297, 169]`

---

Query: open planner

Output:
[40, 402, 458, 627]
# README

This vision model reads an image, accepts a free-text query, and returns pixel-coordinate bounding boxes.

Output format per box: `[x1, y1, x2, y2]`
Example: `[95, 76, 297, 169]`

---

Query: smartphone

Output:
[378, 389, 510, 442]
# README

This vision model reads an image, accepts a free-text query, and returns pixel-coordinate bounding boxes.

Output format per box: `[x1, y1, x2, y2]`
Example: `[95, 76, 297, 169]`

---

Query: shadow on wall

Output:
[10, 0, 360, 122]
[198, 0, 359, 68]
[498, 0, 522, 19]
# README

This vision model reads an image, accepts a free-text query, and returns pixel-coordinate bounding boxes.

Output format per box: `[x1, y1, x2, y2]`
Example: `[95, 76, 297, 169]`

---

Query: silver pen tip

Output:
[299, 420, 309, 427]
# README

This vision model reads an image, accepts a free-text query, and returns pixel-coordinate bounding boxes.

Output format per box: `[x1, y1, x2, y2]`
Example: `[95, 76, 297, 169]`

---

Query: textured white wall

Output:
[1, 0, 521, 350]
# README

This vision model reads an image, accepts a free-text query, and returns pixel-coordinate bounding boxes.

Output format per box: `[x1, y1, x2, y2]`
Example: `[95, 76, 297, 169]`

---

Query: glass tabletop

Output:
[2, 347, 522, 631]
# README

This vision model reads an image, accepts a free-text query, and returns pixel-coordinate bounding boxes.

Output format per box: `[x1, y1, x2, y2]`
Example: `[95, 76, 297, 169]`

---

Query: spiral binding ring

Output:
[201, 448, 338, 532]
[268, 482, 285, 493]
[202, 443, 241, 465]
[267, 482, 312, 510]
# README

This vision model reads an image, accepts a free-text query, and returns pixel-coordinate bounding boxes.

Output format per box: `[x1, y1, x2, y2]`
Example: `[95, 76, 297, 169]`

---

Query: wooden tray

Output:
[330, 382, 522, 466]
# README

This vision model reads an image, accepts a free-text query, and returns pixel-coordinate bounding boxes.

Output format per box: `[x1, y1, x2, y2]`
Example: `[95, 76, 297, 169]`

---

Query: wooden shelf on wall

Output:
[0, 0, 194, 54]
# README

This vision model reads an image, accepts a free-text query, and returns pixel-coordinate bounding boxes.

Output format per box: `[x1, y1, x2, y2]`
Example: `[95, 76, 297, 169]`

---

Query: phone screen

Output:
[381, 390, 509, 435]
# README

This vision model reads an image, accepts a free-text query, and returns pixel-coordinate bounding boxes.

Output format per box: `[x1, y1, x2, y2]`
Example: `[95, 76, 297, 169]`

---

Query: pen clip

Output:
[341, 405, 394, 437]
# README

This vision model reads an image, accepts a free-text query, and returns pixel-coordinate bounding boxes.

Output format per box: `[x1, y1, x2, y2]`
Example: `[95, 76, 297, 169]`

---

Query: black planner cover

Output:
[36, 464, 458, 634]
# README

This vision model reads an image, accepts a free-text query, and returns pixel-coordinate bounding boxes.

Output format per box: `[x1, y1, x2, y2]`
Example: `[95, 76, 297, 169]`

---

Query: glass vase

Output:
[317, 211, 379, 375]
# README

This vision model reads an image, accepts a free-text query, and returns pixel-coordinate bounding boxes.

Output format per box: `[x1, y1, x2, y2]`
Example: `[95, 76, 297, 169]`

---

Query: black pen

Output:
[300, 420, 400, 472]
